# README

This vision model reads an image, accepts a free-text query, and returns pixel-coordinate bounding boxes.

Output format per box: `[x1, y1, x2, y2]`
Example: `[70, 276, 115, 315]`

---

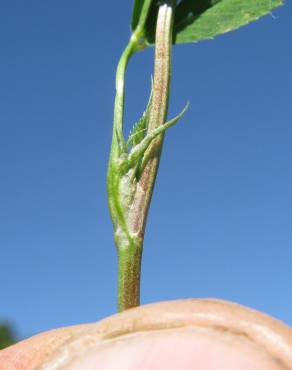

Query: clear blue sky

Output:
[1, 1, 291, 340]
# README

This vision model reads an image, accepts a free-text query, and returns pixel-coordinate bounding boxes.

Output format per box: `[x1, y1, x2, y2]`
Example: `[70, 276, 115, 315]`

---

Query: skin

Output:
[0, 299, 292, 370]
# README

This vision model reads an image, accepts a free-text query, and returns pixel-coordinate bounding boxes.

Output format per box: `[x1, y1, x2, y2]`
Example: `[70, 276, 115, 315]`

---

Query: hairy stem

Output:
[129, 1, 175, 243]
[118, 1, 176, 310]
[108, 0, 176, 312]
[118, 239, 142, 311]
[107, 0, 153, 311]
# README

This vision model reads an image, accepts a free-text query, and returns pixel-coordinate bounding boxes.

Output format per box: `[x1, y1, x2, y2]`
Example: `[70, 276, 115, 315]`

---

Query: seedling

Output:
[107, 0, 283, 311]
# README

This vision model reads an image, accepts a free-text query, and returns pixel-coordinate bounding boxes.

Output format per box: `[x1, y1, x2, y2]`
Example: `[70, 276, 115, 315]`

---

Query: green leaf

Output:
[144, 0, 283, 45]
[128, 101, 189, 168]
[127, 84, 153, 147]
[0, 324, 16, 349]
[127, 114, 148, 147]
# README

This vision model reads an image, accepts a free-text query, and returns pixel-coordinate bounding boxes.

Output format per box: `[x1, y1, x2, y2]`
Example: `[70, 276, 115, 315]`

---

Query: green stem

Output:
[118, 239, 142, 311]
[108, 0, 176, 312]
[111, 43, 135, 155]
[109, 0, 153, 158]
[108, 0, 153, 311]
[118, 1, 176, 311]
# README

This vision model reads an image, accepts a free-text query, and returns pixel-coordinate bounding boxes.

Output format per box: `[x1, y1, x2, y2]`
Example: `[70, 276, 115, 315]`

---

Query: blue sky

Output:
[0, 1, 291, 340]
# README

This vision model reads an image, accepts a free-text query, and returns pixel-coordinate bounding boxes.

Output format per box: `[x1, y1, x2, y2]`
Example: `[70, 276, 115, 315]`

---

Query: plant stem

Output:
[129, 1, 175, 257]
[119, 1, 176, 310]
[107, 0, 153, 312]
[118, 238, 142, 310]
[109, 0, 153, 159]
[108, 0, 176, 312]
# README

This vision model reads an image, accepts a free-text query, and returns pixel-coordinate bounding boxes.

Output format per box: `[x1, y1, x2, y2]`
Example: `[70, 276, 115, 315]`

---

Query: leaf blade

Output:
[143, 0, 283, 45]
[174, 0, 284, 44]
[127, 83, 153, 147]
